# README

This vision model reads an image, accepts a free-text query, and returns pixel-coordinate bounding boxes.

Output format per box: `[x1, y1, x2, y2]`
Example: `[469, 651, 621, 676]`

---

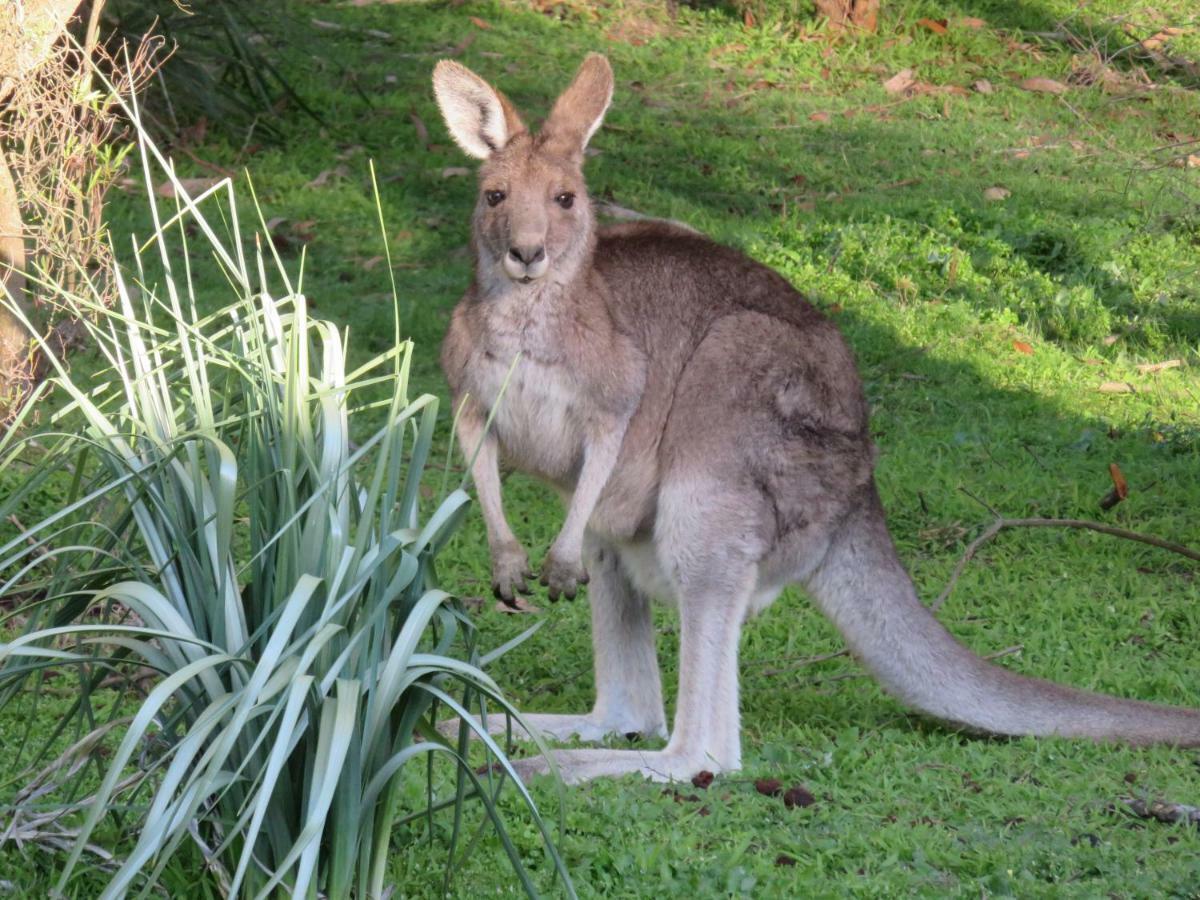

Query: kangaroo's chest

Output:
[467, 343, 584, 484]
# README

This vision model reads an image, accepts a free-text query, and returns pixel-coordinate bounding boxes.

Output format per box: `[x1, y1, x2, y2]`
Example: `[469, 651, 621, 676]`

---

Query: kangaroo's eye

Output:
[485, 190, 506, 207]
[555, 192, 575, 210]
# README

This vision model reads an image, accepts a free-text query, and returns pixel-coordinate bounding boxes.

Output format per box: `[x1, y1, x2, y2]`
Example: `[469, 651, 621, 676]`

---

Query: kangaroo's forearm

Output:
[456, 404, 518, 551]
[552, 426, 625, 559]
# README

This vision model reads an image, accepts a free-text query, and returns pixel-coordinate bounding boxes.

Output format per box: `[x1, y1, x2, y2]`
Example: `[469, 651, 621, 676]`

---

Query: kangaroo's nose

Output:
[508, 245, 545, 265]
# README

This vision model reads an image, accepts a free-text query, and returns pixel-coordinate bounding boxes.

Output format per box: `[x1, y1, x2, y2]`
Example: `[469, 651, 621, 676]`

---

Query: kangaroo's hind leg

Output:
[512, 475, 760, 783]
[511, 541, 756, 783]
[441, 532, 667, 744]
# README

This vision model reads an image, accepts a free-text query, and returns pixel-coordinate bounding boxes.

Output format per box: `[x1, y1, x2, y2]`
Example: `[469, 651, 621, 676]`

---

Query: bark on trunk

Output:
[0, 0, 86, 405]
[814, 0, 879, 32]
[0, 145, 30, 395]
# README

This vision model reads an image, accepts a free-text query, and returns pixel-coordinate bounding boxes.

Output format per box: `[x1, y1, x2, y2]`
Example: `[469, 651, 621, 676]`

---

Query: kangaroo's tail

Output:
[804, 484, 1200, 747]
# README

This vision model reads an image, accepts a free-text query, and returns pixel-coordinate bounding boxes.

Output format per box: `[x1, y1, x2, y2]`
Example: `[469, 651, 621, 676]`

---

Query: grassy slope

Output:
[5, 0, 1200, 895]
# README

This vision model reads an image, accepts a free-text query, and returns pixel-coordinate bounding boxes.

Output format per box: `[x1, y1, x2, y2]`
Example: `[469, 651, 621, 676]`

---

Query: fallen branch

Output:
[1123, 797, 1200, 827]
[932, 517, 1200, 612]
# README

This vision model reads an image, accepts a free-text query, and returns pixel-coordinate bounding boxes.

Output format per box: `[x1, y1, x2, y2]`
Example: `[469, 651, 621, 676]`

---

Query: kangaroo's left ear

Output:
[541, 54, 613, 162]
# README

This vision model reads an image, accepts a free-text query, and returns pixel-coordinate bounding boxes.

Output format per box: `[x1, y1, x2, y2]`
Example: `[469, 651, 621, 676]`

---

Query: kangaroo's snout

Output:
[505, 243, 549, 282]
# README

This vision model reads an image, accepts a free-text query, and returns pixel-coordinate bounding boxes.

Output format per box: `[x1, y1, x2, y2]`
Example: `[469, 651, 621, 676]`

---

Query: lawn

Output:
[3, 0, 1200, 895]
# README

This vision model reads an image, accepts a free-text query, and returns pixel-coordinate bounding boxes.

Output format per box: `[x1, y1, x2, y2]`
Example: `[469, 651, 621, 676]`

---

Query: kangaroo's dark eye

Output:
[555, 192, 575, 210]
[485, 190, 506, 207]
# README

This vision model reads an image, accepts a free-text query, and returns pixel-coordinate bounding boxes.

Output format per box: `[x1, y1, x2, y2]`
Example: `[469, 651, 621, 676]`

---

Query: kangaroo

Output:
[432, 54, 1200, 784]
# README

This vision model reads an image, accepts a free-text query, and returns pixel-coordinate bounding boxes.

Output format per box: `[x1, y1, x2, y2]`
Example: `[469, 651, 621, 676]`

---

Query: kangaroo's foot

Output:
[512, 747, 731, 785]
[439, 711, 667, 744]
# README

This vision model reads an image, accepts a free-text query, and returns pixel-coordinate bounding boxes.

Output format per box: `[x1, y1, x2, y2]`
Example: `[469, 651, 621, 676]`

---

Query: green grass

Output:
[4, 0, 1200, 895]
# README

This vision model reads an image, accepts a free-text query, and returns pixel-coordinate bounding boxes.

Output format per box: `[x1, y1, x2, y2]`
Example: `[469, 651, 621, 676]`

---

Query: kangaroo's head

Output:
[432, 54, 613, 290]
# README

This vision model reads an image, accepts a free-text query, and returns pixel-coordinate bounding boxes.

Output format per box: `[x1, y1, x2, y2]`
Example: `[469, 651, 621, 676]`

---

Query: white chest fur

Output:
[468, 348, 584, 484]
[463, 286, 591, 483]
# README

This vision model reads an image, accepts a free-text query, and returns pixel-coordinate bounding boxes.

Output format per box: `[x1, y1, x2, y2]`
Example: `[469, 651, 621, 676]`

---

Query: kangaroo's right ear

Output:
[432, 61, 526, 160]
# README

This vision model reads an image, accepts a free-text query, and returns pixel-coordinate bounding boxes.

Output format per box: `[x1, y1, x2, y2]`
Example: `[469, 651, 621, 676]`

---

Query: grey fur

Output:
[433, 55, 1200, 783]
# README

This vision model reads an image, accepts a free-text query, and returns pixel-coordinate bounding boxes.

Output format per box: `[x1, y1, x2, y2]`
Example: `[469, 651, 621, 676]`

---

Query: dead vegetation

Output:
[0, 1, 159, 423]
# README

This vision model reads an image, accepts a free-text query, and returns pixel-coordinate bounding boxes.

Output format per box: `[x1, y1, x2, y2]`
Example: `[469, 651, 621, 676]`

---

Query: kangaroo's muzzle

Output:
[504, 244, 549, 282]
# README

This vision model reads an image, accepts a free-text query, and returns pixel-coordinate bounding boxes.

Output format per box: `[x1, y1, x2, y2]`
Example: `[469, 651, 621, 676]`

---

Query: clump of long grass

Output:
[0, 97, 570, 898]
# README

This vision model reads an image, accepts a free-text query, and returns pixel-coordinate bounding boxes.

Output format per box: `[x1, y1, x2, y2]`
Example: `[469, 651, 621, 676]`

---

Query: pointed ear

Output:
[542, 54, 613, 161]
[432, 60, 526, 160]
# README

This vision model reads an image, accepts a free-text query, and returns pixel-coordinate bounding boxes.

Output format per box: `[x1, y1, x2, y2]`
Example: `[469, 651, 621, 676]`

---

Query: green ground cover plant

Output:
[3, 0, 1200, 895]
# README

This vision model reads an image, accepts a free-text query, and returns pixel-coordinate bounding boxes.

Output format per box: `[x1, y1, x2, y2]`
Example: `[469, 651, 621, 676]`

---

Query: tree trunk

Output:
[0, 0, 86, 409]
[0, 145, 31, 404]
[814, 0, 879, 32]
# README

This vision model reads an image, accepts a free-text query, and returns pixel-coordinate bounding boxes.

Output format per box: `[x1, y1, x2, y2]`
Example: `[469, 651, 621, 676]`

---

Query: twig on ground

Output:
[958, 487, 1001, 519]
[932, 517, 1200, 612]
[6, 515, 38, 551]
[759, 649, 848, 676]
[803, 645, 1022, 687]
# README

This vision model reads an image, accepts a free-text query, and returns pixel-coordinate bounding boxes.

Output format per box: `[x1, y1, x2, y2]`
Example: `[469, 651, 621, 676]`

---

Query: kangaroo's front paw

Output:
[539, 551, 588, 601]
[491, 543, 533, 606]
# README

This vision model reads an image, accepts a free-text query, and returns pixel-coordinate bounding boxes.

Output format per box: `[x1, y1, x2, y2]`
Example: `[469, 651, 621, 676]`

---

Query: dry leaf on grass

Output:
[809, 111, 830, 122]
[973, 79, 994, 94]
[155, 177, 224, 199]
[361, 256, 385, 271]
[915, 18, 948, 34]
[1012, 340, 1033, 355]
[1019, 77, 1069, 95]
[1136, 359, 1182, 374]
[447, 33, 476, 57]
[1140, 26, 1187, 52]
[306, 165, 349, 189]
[1109, 462, 1128, 500]
[959, 16, 987, 29]
[1167, 154, 1200, 169]
[1098, 381, 1134, 394]
[410, 112, 431, 151]
[983, 186, 1011, 201]
[883, 69, 917, 94]
[1100, 461, 1129, 510]
[469, 16, 491, 29]
[495, 597, 541, 614]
